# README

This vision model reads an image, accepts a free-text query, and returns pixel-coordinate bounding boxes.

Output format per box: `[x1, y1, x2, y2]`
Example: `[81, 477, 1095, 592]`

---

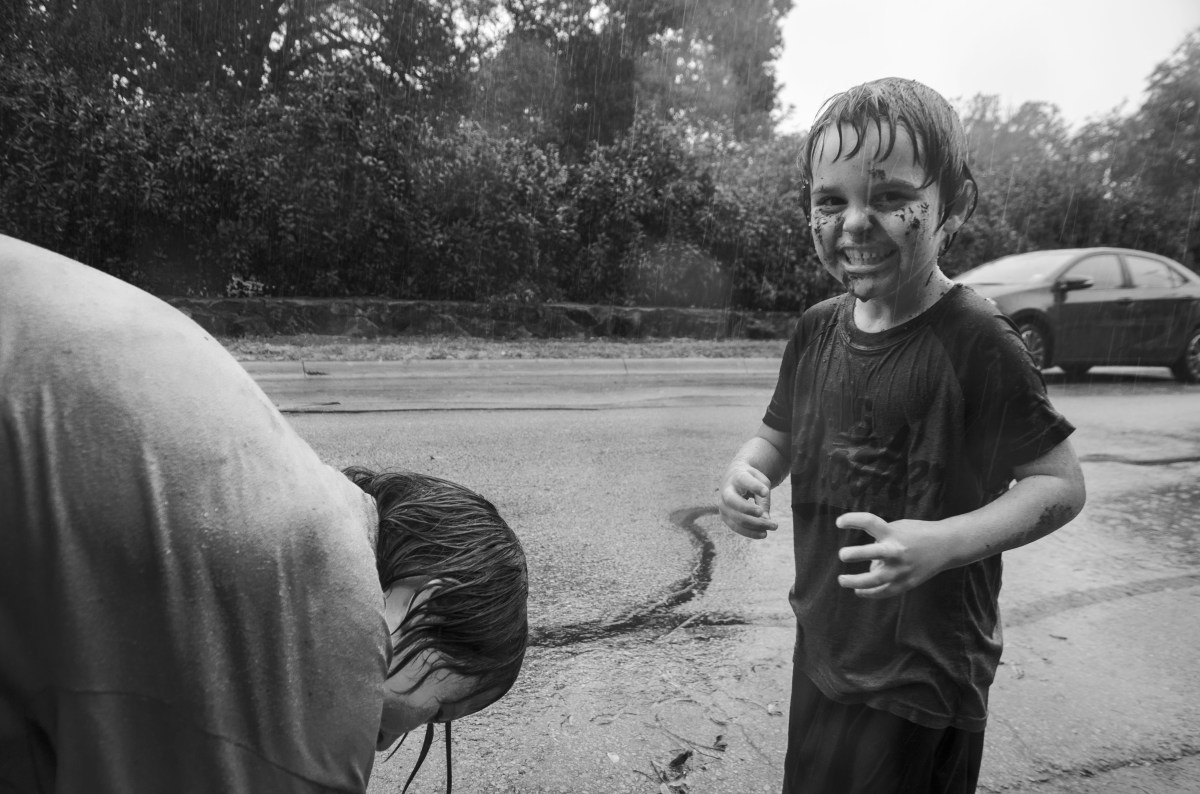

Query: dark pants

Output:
[782, 667, 984, 794]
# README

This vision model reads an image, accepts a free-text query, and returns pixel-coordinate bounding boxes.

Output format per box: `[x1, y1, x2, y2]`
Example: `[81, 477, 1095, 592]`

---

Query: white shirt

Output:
[0, 235, 386, 792]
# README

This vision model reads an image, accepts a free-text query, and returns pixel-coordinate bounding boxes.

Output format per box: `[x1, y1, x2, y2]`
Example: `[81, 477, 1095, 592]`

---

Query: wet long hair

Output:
[799, 77, 979, 254]
[343, 466, 528, 701]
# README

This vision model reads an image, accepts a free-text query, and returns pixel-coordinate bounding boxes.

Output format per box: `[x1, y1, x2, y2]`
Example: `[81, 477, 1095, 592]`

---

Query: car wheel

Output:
[1171, 327, 1200, 383]
[1017, 320, 1051, 370]
[1060, 364, 1091, 381]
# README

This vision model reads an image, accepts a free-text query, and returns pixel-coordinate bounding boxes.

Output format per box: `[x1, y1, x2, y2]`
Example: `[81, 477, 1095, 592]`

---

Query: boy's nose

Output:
[843, 204, 873, 235]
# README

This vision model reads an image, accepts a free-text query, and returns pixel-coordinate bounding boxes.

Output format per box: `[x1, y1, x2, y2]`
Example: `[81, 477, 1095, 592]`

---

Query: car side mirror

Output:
[1054, 276, 1094, 293]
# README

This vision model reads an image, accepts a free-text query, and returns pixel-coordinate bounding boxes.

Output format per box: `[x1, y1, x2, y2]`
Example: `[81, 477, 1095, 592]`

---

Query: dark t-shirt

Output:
[763, 285, 1074, 731]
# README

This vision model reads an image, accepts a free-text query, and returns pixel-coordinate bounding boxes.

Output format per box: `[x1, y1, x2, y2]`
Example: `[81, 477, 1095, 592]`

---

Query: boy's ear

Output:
[939, 179, 977, 236]
[384, 576, 443, 633]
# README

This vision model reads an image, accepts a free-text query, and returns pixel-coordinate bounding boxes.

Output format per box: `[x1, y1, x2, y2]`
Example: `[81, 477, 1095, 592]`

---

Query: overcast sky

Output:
[774, 0, 1200, 134]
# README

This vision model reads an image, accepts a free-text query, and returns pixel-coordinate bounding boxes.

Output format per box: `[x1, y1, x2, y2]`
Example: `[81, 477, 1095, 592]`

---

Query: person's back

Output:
[0, 235, 387, 791]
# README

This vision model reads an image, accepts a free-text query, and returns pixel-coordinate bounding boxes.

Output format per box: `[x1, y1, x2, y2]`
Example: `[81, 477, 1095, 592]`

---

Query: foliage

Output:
[1, 6, 1197, 316]
[0, 55, 164, 281]
[477, 0, 789, 154]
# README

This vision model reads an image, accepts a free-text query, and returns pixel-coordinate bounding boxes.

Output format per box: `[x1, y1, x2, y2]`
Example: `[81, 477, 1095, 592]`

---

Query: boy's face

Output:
[377, 647, 498, 751]
[376, 580, 498, 751]
[808, 123, 965, 306]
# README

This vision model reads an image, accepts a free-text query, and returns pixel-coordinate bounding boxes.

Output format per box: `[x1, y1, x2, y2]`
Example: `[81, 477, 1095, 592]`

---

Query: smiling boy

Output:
[718, 79, 1085, 792]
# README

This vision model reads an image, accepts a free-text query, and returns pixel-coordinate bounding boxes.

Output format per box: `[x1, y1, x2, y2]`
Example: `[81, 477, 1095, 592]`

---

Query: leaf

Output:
[668, 749, 693, 772]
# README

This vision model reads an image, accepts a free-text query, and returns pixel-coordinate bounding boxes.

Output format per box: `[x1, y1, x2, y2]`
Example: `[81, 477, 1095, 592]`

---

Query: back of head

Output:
[800, 77, 977, 240]
[344, 467, 529, 704]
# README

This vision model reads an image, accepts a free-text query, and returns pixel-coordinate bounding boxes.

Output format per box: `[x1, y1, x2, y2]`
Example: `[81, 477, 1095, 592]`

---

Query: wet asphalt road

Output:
[245, 359, 1200, 794]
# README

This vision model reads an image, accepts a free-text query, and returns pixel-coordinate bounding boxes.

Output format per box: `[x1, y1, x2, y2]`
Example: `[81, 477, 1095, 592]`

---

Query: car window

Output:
[1125, 255, 1183, 289]
[956, 251, 1076, 284]
[1063, 254, 1124, 289]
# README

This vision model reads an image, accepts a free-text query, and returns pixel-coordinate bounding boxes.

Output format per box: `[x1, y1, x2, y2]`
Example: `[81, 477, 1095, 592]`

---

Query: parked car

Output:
[954, 247, 1200, 383]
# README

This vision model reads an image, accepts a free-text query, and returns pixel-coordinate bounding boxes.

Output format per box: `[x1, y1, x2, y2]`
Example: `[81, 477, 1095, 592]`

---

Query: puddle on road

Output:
[529, 506, 746, 648]
[1090, 472, 1200, 564]
[1008, 468, 1200, 626]
[532, 470, 1200, 645]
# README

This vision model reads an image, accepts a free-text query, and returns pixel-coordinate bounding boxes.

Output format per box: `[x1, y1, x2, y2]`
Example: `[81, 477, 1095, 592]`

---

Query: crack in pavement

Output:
[1004, 572, 1200, 627]
[1079, 453, 1200, 466]
[980, 743, 1200, 793]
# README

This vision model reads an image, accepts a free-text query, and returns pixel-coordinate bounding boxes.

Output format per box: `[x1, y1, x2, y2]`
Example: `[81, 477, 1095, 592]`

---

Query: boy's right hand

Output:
[718, 465, 778, 540]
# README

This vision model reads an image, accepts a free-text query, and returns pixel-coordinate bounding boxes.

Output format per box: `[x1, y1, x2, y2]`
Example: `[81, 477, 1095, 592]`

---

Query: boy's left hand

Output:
[834, 512, 952, 599]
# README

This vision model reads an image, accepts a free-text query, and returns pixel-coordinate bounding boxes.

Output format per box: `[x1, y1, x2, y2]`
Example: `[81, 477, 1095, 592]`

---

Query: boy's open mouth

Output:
[840, 248, 894, 269]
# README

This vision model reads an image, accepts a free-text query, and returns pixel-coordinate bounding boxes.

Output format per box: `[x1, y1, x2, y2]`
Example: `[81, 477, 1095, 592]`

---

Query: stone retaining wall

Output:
[164, 297, 798, 340]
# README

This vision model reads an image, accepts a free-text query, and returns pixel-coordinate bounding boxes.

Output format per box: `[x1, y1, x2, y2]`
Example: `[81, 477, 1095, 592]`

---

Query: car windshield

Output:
[956, 251, 1078, 285]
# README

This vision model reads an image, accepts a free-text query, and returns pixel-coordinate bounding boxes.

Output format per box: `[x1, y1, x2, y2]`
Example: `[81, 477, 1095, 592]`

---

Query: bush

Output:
[0, 56, 1054, 312]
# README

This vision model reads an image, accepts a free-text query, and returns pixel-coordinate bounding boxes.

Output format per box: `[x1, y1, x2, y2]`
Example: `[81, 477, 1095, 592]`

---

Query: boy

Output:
[0, 234, 527, 792]
[717, 78, 1085, 793]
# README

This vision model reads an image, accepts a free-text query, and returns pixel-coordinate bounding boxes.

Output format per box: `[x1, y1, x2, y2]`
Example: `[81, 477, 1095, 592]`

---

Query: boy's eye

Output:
[812, 196, 844, 211]
[874, 191, 909, 205]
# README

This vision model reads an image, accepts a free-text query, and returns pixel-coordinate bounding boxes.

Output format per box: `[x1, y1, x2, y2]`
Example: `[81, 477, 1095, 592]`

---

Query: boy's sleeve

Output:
[961, 313, 1075, 486]
[762, 333, 800, 433]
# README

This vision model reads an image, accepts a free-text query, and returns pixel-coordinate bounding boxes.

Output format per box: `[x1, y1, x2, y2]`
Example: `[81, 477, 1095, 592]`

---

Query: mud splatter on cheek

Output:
[810, 214, 836, 236]
[907, 202, 932, 234]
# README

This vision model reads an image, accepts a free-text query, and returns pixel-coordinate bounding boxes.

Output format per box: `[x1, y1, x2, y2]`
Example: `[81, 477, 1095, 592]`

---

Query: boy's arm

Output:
[718, 423, 791, 540]
[837, 437, 1086, 598]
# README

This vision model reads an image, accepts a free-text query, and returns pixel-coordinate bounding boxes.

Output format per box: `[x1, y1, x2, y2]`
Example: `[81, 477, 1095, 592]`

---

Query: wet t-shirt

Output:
[0, 236, 388, 792]
[763, 285, 1074, 731]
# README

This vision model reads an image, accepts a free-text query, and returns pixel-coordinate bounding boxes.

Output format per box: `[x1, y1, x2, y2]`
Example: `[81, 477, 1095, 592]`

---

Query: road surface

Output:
[245, 359, 1200, 794]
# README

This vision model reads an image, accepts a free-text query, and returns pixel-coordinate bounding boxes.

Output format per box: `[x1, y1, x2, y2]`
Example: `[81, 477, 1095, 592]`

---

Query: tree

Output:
[1, 0, 296, 98]
[475, 0, 791, 154]
[1115, 29, 1200, 198]
[962, 95, 1069, 171]
[635, 0, 789, 139]
[282, 0, 504, 114]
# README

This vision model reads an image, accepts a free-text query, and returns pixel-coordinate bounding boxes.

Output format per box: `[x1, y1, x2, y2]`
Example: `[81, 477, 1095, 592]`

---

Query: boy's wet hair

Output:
[800, 77, 978, 253]
[343, 467, 528, 704]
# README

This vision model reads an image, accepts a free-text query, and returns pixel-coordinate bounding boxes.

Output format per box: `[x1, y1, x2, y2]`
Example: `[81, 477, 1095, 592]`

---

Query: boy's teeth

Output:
[844, 249, 889, 265]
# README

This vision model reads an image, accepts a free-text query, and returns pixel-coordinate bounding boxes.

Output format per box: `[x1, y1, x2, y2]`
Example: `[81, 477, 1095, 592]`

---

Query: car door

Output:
[1052, 253, 1129, 364]
[1120, 253, 1191, 363]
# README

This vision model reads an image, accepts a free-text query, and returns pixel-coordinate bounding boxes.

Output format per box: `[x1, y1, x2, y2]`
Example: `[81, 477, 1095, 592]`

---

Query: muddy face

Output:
[808, 124, 964, 312]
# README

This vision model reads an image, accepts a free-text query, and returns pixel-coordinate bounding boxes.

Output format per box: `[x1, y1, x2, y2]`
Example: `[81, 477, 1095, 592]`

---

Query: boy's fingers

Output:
[737, 471, 770, 499]
[721, 488, 762, 517]
[850, 583, 892, 599]
[721, 512, 778, 539]
[838, 542, 884, 563]
[837, 571, 879, 589]
[727, 520, 777, 540]
[836, 511, 888, 538]
[744, 513, 779, 532]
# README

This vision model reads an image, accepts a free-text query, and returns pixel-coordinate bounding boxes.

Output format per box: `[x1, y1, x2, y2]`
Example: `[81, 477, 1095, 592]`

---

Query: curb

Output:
[239, 357, 783, 380]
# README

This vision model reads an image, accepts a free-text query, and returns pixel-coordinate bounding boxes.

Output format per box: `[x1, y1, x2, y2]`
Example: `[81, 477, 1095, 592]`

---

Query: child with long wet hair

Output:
[0, 233, 529, 794]
[344, 467, 528, 793]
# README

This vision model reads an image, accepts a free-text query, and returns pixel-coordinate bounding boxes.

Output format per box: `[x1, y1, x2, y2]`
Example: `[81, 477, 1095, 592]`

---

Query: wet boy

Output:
[718, 78, 1085, 793]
